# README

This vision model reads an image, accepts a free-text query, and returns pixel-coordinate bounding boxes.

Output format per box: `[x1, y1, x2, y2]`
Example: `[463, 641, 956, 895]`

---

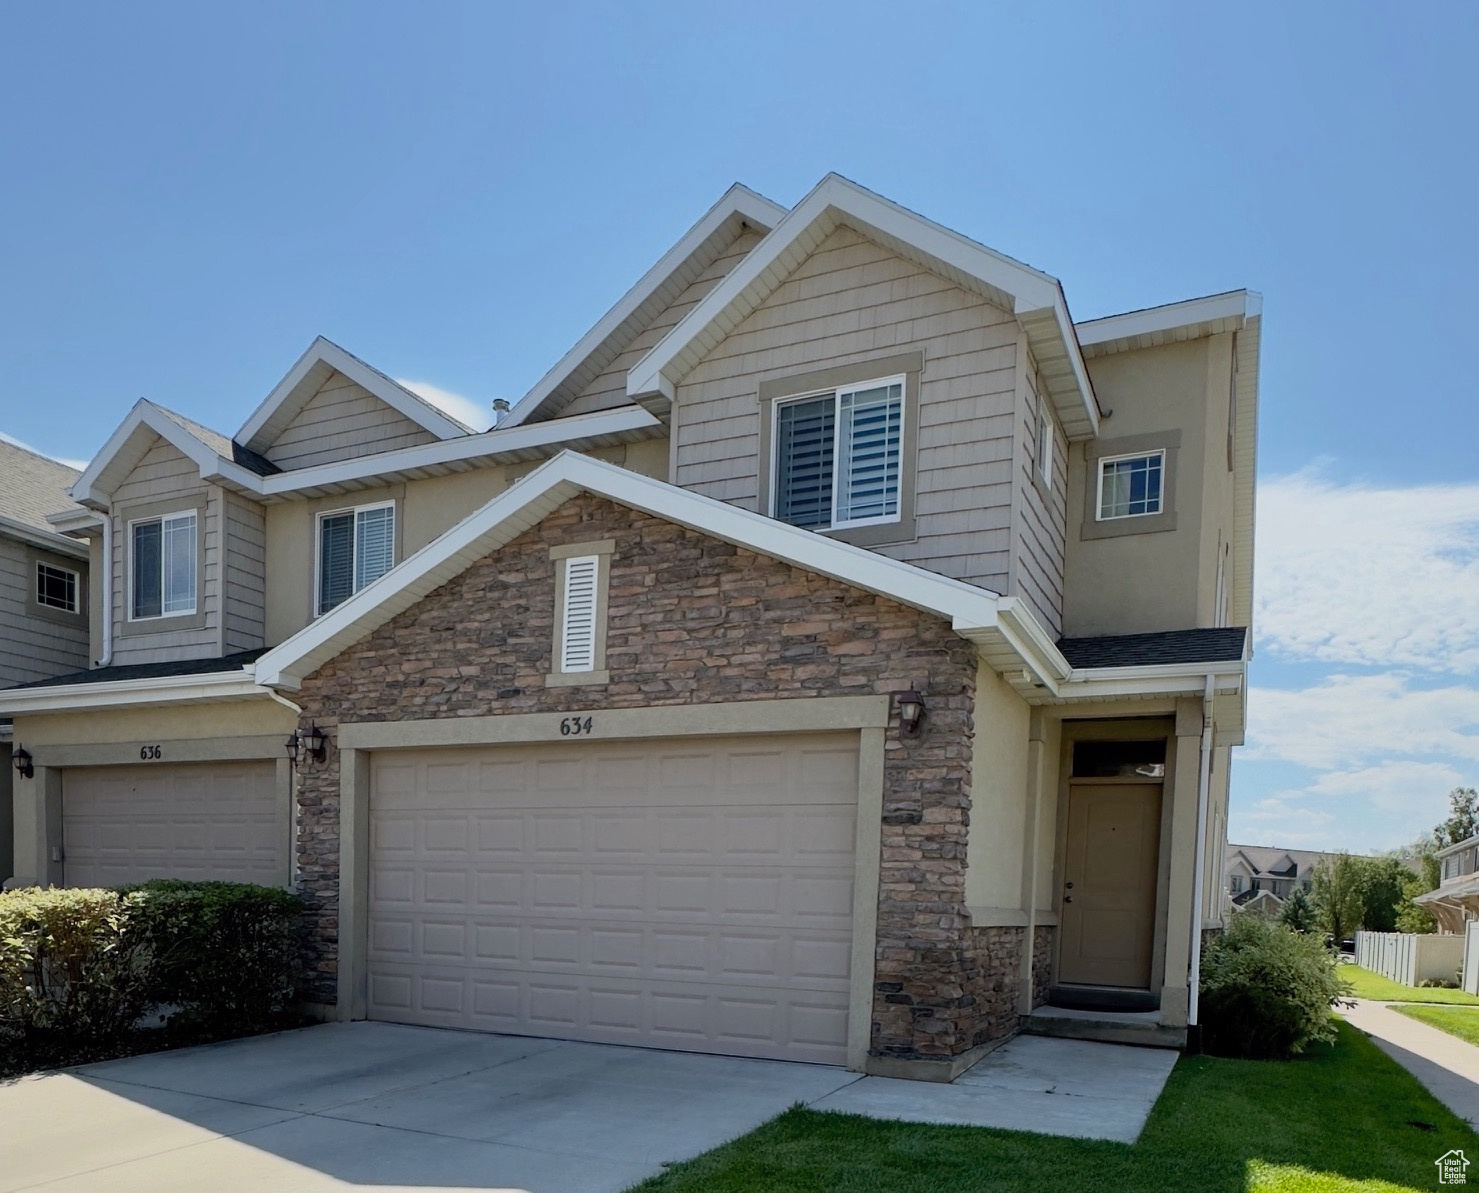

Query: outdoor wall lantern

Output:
[12, 745, 33, 779]
[285, 724, 328, 768]
[895, 689, 927, 739]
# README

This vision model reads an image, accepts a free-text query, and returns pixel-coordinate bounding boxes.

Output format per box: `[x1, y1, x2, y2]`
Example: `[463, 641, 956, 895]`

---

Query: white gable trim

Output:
[1076, 290, 1260, 358]
[501, 184, 788, 429]
[625, 174, 1101, 440]
[236, 337, 471, 453]
[254, 450, 1077, 694]
[70, 400, 263, 507]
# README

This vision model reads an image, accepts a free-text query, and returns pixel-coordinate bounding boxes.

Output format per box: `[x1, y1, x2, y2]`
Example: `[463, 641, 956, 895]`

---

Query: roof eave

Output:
[0, 671, 267, 716]
[0, 513, 89, 558]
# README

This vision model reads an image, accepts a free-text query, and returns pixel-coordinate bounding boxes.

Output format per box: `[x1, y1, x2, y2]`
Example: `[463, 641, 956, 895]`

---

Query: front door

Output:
[1058, 782, 1162, 988]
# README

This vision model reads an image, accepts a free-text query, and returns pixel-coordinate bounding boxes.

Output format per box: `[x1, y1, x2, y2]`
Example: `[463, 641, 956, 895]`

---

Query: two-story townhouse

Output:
[1416, 835, 1479, 933]
[0, 439, 90, 883]
[1224, 843, 1333, 917]
[2, 174, 1259, 1078]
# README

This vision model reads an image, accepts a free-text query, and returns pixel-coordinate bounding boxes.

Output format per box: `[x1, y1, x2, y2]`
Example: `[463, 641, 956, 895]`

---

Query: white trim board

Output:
[625, 173, 1101, 441]
[501, 183, 789, 429]
[1076, 290, 1259, 358]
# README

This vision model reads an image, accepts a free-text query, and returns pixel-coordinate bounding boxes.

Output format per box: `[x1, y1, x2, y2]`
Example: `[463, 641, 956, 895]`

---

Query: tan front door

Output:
[366, 732, 859, 1064]
[63, 761, 282, 888]
[1058, 782, 1161, 989]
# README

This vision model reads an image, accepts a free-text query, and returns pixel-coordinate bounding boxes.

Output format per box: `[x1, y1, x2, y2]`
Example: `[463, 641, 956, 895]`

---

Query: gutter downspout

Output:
[267, 688, 303, 717]
[1188, 672, 1215, 1027]
[96, 515, 113, 667]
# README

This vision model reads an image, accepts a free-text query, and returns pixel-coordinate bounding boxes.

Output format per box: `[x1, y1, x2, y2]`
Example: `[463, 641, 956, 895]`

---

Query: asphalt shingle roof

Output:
[1056, 626, 1248, 669]
[3, 649, 266, 691]
[0, 439, 82, 534]
[153, 405, 280, 476]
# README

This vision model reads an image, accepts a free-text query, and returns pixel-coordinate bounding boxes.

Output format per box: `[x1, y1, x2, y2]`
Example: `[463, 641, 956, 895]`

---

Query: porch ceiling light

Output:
[895, 689, 927, 739]
[12, 746, 33, 779]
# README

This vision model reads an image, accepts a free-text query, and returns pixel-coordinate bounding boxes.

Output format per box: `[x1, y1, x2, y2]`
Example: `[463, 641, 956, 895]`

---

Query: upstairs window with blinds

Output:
[317, 502, 395, 616]
[773, 376, 904, 531]
[559, 555, 600, 672]
[130, 511, 197, 619]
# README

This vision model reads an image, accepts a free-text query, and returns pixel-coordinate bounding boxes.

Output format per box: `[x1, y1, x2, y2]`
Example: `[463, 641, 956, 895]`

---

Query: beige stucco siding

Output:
[1063, 336, 1235, 637]
[964, 662, 1032, 914]
[561, 228, 766, 420]
[109, 437, 220, 665]
[0, 537, 89, 686]
[223, 491, 267, 653]
[264, 371, 438, 470]
[13, 699, 294, 747]
[673, 226, 1020, 591]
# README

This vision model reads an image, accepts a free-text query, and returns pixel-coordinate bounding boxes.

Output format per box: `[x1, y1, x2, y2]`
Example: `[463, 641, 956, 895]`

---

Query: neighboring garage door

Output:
[64, 761, 281, 887]
[368, 732, 859, 1064]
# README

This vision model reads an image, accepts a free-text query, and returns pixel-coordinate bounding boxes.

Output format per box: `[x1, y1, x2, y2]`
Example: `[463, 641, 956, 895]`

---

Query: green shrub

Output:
[1199, 914, 1352, 1059]
[0, 888, 152, 1046]
[121, 880, 303, 1033]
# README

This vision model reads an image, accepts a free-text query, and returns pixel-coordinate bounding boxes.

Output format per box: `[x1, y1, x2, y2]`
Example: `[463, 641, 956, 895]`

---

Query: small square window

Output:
[36, 562, 79, 613]
[1097, 451, 1165, 520]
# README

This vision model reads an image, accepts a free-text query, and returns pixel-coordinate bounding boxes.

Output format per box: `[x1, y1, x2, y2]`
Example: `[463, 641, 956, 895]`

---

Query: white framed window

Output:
[771, 375, 904, 531]
[36, 561, 79, 613]
[316, 501, 395, 616]
[1096, 450, 1165, 520]
[130, 510, 197, 619]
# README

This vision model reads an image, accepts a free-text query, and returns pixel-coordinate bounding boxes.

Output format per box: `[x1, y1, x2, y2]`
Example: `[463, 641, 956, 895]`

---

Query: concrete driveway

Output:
[1, 1022, 862, 1192]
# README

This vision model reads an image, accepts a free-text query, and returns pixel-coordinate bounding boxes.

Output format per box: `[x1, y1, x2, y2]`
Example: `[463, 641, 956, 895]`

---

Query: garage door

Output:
[64, 761, 282, 887]
[368, 732, 859, 1064]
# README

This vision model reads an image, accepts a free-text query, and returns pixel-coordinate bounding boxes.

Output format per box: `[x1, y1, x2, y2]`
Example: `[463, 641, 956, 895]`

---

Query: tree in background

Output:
[1279, 885, 1317, 933]
[1354, 856, 1410, 932]
[1311, 854, 1364, 942]
[1436, 787, 1479, 848]
[1395, 845, 1441, 933]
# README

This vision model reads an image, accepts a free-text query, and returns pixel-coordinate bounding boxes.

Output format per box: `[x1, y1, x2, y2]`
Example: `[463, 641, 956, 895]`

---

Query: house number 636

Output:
[139, 744, 163, 760]
[559, 717, 594, 737]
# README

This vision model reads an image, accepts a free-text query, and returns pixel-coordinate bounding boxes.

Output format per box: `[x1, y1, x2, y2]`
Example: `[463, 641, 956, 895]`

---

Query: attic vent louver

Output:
[560, 555, 599, 672]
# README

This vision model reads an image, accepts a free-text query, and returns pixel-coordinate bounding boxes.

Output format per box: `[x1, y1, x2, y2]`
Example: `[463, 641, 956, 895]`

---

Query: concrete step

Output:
[1022, 1006, 1187, 1050]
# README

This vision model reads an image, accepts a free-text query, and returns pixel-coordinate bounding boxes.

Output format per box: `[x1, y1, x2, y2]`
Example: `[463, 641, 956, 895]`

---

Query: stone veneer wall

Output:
[1032, 924, 1055, 1007]
[291, 493, 1027, 1061]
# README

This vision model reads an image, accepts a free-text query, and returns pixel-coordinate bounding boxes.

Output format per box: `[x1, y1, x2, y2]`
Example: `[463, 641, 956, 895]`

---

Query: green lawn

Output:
[1341, 964, 1479, 1005]
[629, 1023, 1474, 1193]
[1393, 1003, 1479, 1047]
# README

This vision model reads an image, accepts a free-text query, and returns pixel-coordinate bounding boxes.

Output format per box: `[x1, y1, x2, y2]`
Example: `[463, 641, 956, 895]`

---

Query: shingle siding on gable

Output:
[560, 227, 767, 420]
[673, 226, 1021, 593]
[264, 371, 438, 469]
[1012, 349, 1067, 637]
[0, 538, 89, 686]
[109, 436, 220, 665]
[223, 490, 267, 654]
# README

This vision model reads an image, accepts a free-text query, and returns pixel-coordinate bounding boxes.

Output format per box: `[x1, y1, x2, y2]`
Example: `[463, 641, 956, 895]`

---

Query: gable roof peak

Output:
[236, 336, 473, 454]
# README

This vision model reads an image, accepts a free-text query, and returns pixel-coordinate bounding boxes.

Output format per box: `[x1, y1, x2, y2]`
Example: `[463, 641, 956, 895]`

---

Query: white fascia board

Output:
[1076, 290, 1252, 347]
[502, 184, 789, 429]
[0, 671, 266, 716]
[46, 507, 104, 535]
[256, 449, 1025, 690]
[71, 401, 233, 506]
[259, 406, 661, 498]
[1057, 664, 1245, 702]
[625, 174, 1098, 437]
[237, 337, 470, 451]
[1436, 833, 1479, 860]
[0, 513, 89, 558]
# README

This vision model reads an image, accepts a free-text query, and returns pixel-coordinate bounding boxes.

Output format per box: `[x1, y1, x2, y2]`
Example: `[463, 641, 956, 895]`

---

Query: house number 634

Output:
[559, 717, 594, 737]
[139, 744, 163, 760]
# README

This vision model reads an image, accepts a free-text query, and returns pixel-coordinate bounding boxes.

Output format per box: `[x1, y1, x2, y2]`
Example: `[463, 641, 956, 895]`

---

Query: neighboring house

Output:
[1415, 835, 1479, 933]
[1224, 843, 1335, 916]
[0, 439, 89, 883]
[1, 174, 1260, 1077]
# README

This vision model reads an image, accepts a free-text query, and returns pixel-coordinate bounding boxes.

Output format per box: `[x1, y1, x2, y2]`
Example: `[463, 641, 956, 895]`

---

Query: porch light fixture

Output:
[12, 746, 33, 779]
[895, 689, 927, 739]
[285, 724, 329, 768]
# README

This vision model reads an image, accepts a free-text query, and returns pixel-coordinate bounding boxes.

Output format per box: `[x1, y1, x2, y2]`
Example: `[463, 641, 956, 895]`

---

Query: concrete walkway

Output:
[1342, 1000, 1479, 1128]
[0, 1024, 1177, 1192]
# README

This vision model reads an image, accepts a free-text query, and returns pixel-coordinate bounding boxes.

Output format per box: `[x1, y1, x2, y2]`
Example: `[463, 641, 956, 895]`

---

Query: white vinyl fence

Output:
[1355, 930, 1465, 987]
[1465, 921, 1479, 996]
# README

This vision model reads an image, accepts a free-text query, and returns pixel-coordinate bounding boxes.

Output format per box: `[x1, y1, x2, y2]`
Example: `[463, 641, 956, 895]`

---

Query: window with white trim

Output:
[1096, 450, 1165, 520]
[36, 561, 79, 613]
[559, 555, 600, 672]
[131, 511, 197, 619]
[772, 375, 903, 531]
[317, 502, 395, 616]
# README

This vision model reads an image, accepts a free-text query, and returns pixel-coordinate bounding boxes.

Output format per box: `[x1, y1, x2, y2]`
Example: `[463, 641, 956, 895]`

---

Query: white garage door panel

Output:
[368, 733, 859, 1063]
[64, 762, 280, 888]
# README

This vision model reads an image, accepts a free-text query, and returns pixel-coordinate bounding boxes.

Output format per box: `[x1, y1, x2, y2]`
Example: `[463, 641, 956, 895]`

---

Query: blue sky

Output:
[2, 3, 1475, 852]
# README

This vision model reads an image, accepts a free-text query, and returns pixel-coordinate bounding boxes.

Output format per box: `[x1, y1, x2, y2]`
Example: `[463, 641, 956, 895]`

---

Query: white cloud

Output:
[1246, 673, 1479, 770]
[397, 380, 492, 434]
[0, 430, 88, 471]
[1255, 469, 1479, 672]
